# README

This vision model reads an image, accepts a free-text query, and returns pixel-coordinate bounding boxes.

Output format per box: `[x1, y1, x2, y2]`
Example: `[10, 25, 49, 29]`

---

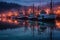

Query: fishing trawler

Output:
[38, 10, 47, 20]
[38, 10, 56, 21]
[28, 4, 38, 21]
[16, 12, 25, 19]
[46, 0, 56, 20]
[28, 13, 37, 20]
[38, 0, 56, 21]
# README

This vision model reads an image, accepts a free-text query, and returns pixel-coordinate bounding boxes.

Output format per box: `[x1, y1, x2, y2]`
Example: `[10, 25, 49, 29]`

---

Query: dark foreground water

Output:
[0, 18, 60, 40]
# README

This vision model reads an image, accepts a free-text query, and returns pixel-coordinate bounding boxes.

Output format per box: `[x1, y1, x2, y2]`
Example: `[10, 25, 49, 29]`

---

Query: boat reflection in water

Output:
[0, 18, 60, 40]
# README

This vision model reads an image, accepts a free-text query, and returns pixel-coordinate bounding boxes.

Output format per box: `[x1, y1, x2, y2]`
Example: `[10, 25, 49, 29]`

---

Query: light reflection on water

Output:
[0, 18, 60, 40]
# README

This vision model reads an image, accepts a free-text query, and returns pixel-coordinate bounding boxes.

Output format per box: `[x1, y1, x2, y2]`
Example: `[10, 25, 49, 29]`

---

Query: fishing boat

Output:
[38, 10, 56, 21]
[28, 4, 38, 21]
[38, 10, 47, 20]
[16, 12, 25, 19]
[38, 0, 56, 21]
[28, 13, 37, 20]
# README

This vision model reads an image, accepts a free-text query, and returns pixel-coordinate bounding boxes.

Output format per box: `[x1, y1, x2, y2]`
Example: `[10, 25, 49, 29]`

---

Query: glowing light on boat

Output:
[13, 11, 18, 16]
[57, 6, 60, 9]
[2, 18, 7, 22]
[56, 10, 60, 14]
[21, 9, 25, 15]
[45, 9, 50, 14]
[28, 8, 32, 14]
[2, 14, 6, 17]
[56, 20, 60, 28]
[35, 10, 39, 16]
[14, 20, 19, 24]
[8, 19, 13, 23]
[7, 11, 12, 16]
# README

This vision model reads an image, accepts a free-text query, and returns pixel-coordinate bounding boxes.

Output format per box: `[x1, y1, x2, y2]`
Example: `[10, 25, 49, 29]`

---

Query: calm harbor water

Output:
[0, 18, 60, 40]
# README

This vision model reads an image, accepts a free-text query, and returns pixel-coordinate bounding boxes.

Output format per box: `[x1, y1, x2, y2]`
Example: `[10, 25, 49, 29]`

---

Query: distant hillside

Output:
[0, 2, 60, 12]
[0, 2, 22, 12]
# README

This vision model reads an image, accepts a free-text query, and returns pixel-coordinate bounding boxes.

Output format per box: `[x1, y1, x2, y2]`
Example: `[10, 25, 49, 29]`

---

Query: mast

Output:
[50, 0, 53, 14]
[32, 4, 34, 39]
[33, 4, 34, 14]
[38, 6, 40, 11]
[49, 0, 53, 39]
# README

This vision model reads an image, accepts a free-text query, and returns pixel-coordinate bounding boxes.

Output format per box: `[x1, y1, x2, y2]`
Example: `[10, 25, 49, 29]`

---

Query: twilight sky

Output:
[0, 0, 60, 6]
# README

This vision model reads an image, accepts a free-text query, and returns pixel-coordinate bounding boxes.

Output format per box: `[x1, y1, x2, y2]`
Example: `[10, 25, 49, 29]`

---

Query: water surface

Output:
[0, 18, 60, 40]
